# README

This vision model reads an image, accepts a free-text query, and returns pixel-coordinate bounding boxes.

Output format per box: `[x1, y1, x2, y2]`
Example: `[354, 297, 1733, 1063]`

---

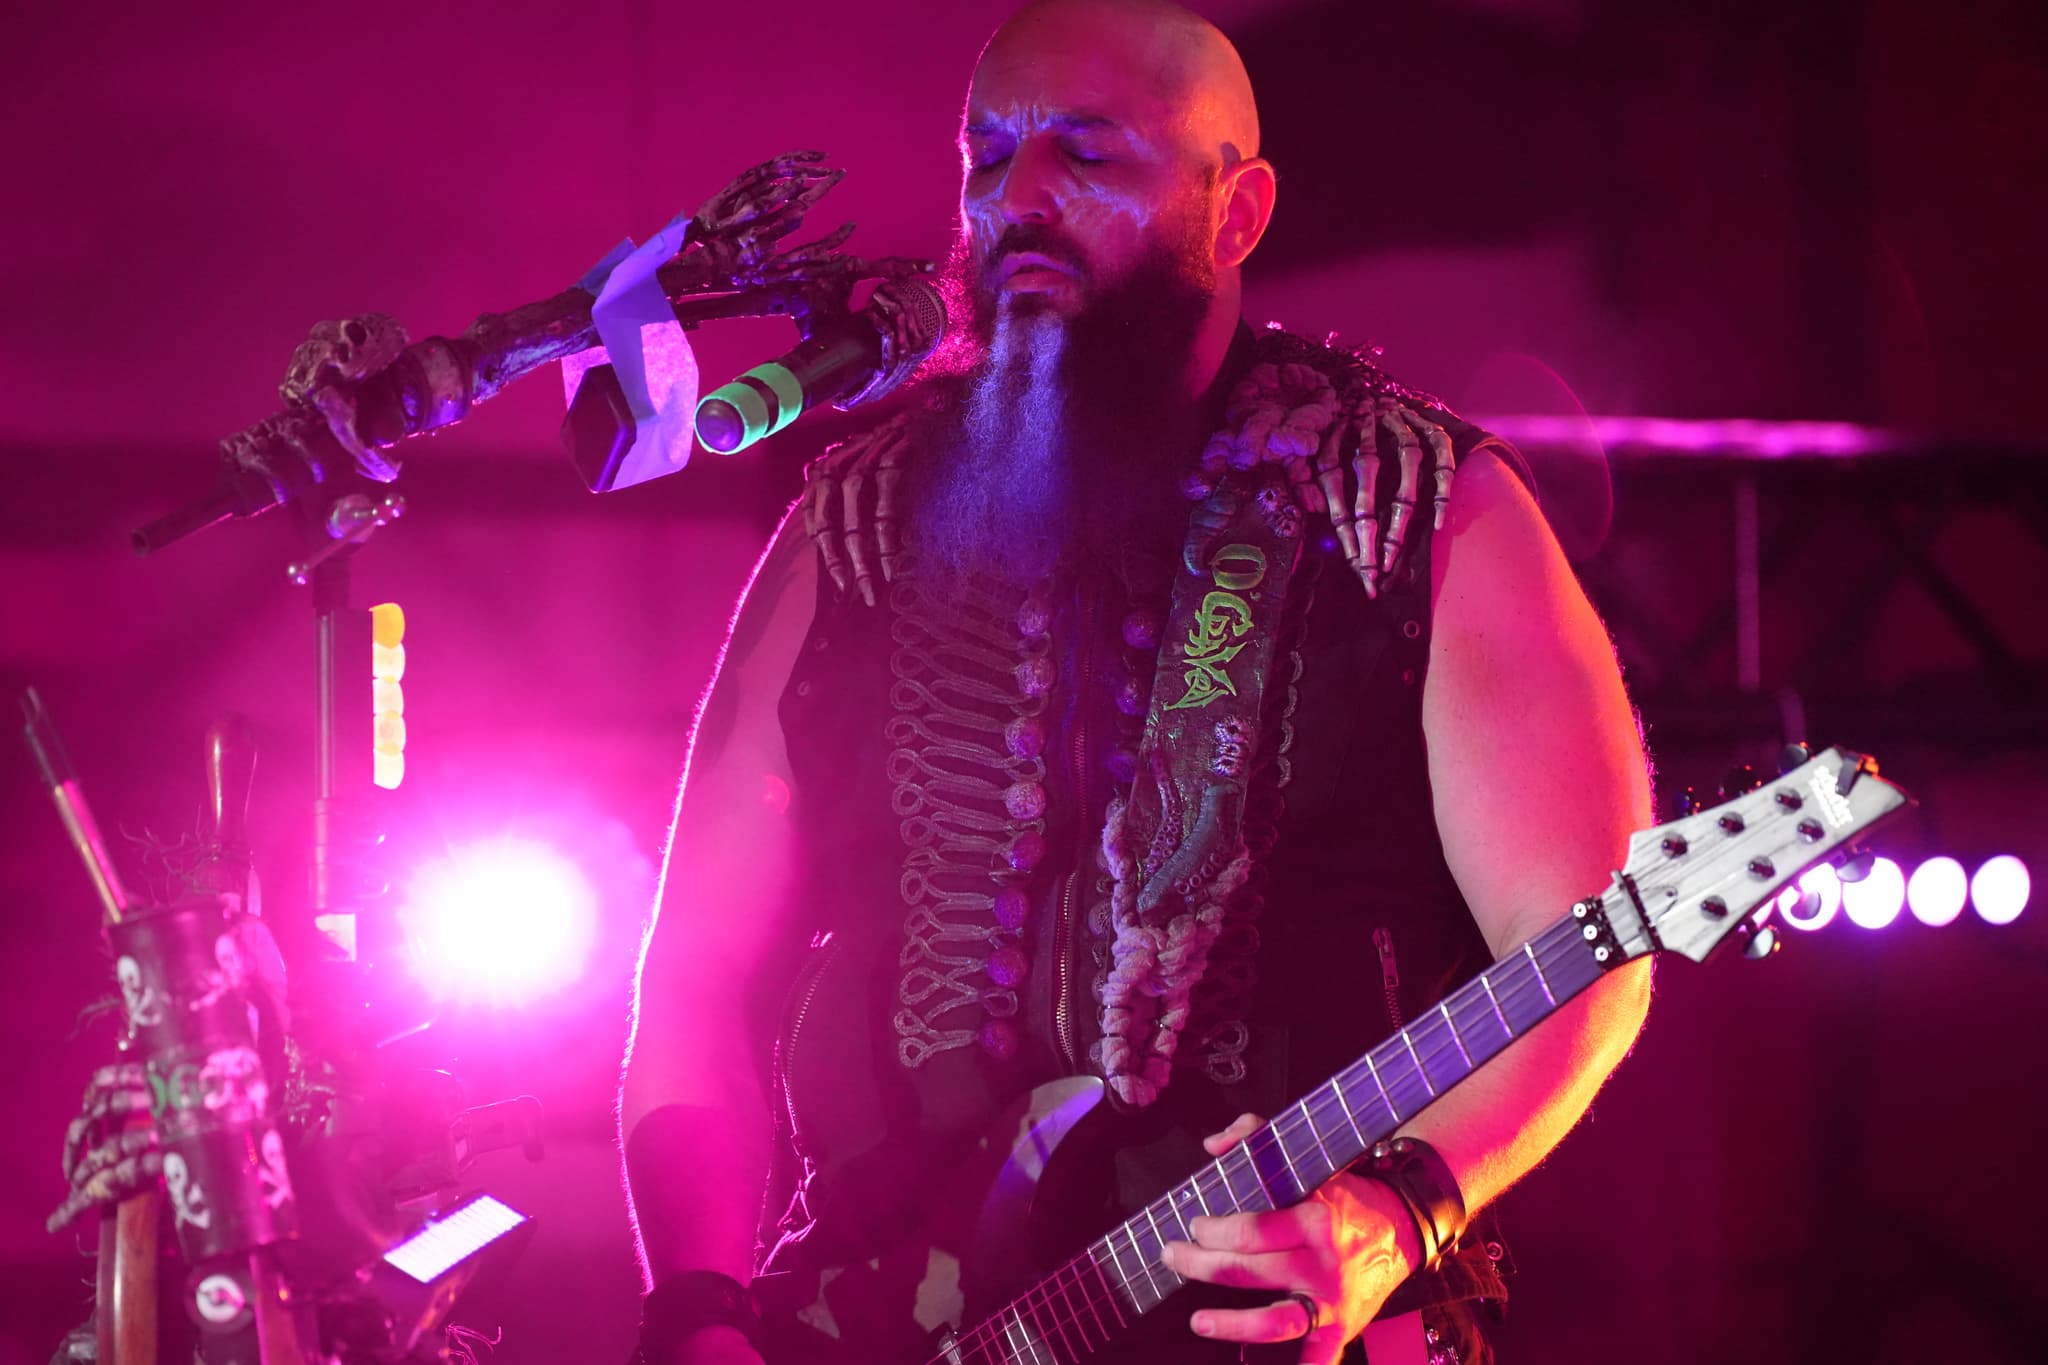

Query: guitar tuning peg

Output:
[1778, 742, 1811, 775]
[1719, 764, 1762, 801]
[1744, 926, 1780, 960]
[1837, 850, 1877, 883]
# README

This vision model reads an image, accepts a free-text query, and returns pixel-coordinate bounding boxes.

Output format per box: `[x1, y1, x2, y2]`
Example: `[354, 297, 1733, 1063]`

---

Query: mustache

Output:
[979, 225, 1090, 283]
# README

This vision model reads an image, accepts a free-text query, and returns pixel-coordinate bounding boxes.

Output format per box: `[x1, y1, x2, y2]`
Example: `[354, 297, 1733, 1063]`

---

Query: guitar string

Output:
[928, 973, 1547, 1365]
[928, 832, 1826, 1364]
[921, 932, 1596, 1365]
[941, 915, 1617, 1365]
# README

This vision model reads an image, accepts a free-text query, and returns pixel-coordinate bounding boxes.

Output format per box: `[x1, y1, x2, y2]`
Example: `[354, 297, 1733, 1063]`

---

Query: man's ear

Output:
[1214, 156, 1277, 269]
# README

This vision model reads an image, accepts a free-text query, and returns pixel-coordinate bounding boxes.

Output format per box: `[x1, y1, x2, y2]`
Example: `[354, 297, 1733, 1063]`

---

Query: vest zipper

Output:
[775, 933, 842, 1148]
[1051, 589, 1100, 1075]
[1372, 925, 1403, 1029]
[1053, 870, 1082, 1073]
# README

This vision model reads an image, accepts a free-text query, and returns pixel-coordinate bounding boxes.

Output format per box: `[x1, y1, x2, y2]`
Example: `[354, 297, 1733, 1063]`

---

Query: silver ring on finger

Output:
[1284, 1291, 1323, 1338]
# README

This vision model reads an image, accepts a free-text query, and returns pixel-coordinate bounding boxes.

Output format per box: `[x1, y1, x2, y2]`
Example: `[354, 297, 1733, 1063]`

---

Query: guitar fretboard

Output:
[930, 912, 1607, 1365]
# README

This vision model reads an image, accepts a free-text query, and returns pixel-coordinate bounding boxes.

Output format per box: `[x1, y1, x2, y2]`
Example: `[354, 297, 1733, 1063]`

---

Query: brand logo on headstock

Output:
[1807, 764, 1855, 829]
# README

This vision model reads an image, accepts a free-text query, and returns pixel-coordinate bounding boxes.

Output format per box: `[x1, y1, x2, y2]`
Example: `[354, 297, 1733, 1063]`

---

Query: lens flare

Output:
[1841, 856, 1905, 930]
[1971, 856, 2031, 926]
[1906, 857, 1968, 927]
[399, 835, 598, 1003]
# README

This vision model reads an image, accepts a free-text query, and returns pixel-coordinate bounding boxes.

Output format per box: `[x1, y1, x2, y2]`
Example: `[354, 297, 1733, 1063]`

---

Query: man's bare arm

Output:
[1163, 447, 1653, 1354]
[620, 509, 817, 1288]
[1399, 445, 1654, 1217]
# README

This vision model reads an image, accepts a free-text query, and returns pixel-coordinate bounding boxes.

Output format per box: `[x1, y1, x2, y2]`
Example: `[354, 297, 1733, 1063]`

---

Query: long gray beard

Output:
[910, 309, 1070, 588]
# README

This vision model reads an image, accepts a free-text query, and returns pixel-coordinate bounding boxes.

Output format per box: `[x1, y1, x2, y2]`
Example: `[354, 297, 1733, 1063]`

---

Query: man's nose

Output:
[996, 139, 1064, 226]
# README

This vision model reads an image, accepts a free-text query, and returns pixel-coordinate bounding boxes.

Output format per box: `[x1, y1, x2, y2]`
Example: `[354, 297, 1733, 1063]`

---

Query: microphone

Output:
[693, 277, 945, 454]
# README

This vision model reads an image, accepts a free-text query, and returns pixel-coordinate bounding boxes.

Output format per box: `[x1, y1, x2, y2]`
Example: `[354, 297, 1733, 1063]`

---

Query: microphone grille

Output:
[839, 276, 947, 411]
[893, 276, 947, 361]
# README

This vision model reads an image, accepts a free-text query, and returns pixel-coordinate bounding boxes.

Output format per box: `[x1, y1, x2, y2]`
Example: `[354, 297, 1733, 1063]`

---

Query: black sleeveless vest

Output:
[768, 455, 1517, 1295]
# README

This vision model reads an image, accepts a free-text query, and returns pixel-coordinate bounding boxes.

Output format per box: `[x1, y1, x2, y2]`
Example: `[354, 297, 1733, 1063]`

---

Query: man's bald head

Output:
[971, 0, 1260, 167]
[951, 0, 1278, 402]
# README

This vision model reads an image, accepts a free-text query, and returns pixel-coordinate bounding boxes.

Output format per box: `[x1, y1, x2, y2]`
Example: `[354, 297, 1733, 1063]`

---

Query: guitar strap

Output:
[1098, 470, 1305, 1109]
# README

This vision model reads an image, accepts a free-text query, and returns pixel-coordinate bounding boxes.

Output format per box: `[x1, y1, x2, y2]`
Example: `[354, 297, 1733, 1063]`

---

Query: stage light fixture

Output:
[399, 834, 598, 1004]
[372, 602, 406, 790]
[1971, 855, 2031, 926]
[1841, 856, 1905, 930]
[1906, 856, 1968, 927]
[370, 1191, 535, 1352]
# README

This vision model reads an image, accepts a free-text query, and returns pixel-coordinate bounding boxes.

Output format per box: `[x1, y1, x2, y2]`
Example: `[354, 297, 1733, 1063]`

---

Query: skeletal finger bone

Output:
[1396, 408, 1456, 533]
[841, 466, 876, 606]
[805, 473, 849, 594]
[872, 432, 909, 583]
[1380, 412, 1427, 576]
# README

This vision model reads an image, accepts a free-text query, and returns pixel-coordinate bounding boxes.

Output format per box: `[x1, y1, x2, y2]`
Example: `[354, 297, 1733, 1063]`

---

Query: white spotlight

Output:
[1971, 856, 2031, 926]
[1906, 857, 1968, 927]
[1841, 856, 1905, 930]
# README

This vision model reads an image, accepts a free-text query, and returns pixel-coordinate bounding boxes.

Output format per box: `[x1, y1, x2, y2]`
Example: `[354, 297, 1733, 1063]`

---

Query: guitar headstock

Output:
[1617, 747, 1912, 964]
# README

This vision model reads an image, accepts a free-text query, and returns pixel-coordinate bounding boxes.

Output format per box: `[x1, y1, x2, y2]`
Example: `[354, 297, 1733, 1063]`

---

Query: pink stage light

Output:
[1841, 856, 1905, 930]
[1906, 857, 1969, 927]
[399, 835, 599, 1004]
[1776, 864, 1842, 932]
[1971, 856, 2031, 926]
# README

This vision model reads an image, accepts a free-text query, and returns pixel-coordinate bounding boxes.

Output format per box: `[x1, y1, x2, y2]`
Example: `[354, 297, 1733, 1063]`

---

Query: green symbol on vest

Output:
[1164, 543, 1269, 712]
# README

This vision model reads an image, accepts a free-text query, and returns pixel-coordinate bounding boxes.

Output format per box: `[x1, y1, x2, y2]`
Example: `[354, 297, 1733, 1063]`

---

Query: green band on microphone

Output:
[696, 382, 771, 453]
[747, 362, 805, 437]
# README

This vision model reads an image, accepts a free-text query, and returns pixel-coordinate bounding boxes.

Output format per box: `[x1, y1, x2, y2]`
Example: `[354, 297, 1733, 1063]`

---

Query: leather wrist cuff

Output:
[1353, 1136, 1468, 1275]
[641, 1269, 762, 1361]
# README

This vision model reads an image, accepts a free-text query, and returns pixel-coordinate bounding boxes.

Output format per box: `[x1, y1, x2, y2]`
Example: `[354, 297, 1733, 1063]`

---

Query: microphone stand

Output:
[133, 150, 930, 556]
[42, 149, 925, 1365]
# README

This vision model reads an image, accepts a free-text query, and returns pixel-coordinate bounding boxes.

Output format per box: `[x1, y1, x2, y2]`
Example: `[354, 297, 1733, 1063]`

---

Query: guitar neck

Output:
[933, 913, 1609, 1365]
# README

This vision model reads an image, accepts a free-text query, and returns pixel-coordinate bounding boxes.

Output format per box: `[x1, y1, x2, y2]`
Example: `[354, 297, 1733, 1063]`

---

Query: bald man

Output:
[620, 4, 1652, 1364]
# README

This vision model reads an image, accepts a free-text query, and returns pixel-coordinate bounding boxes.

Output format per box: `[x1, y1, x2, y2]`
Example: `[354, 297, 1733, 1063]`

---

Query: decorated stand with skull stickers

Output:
[108, 894, 304, 1352]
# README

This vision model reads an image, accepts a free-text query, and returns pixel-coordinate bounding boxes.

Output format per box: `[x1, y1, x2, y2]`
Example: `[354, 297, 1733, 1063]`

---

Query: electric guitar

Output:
[749, 745, 1910, 1365]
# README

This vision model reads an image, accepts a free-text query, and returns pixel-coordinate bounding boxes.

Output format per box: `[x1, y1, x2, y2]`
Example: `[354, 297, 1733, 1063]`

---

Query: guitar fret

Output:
[1100, 1234, 1135, 1308]
[1072, 1257, 1113, 1339]
[1217, 1151, 1247, 1210]
[1027, 1308, 1052, 1365]
[1439, 1001, 1473, 1069]
[1132, 1226, 1168, 1307]
[1480, 973, 1513, 1039]
[1160, 1191, 1191, 1242]
[1038, 1278, 1080, 1362]
[1400, 1030, 1437, 1096]
[1001, 1306, 1036, 1365]
[1523, 940, 1557, 1005]
[1113, 1226, 1148, 1308]
[1365, 1052, 1400, 1122]
[931, 850, 1701, 1365]
[1273, 1121, 1306, 1195]
[1298, 1097, 1336, 1177]
[1141, 1205, 1177, 1299]
[1023, 1304, 1050, 1365]
[1332, 1076, 1365, 1144]
[1049, 1266, 1086, 1352]
[1086, 1249, 1129, 1329]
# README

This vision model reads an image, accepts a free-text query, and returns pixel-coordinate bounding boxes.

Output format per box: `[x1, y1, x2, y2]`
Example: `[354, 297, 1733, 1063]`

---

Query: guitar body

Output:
[755, 1076, 1114, 1365]
[737, 748, 1908, 1365]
